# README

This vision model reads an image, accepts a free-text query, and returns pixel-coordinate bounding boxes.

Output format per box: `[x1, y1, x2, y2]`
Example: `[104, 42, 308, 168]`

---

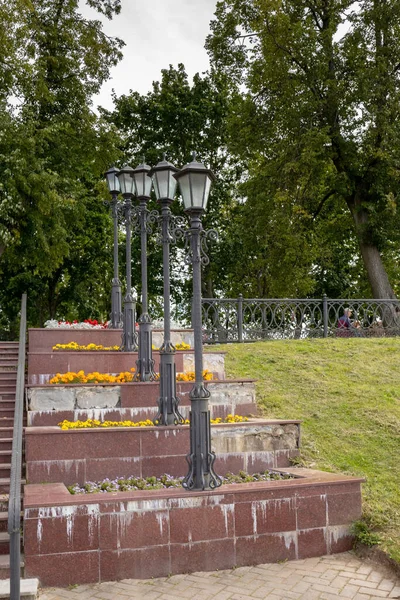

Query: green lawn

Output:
[216, 338, 400, 562]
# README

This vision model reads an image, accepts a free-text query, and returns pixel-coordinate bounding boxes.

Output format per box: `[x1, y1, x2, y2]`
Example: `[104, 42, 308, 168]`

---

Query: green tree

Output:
[207, 0, 400, 299]
[0, 0, 125, 332]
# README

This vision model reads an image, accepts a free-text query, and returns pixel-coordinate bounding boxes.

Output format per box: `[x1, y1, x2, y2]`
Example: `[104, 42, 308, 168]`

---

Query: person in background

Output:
[337, 307, 353, 337]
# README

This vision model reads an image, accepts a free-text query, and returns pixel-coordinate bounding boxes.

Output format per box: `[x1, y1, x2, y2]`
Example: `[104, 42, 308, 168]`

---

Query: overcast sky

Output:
[80, 0, 219, 111]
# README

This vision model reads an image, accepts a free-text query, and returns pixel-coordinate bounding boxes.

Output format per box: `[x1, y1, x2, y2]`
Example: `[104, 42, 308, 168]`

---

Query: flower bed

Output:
[49, 369, 136, 384]
[68, 469, 294, 494]
[176, 370, 213, 381]
[52, 341, 192, 351]
[57, 415, 249, 430]
[23, 468, 363, 586]
[53, 342, 120, 351]
[49, 369, 213, 384]
[45, 319, 109, 329]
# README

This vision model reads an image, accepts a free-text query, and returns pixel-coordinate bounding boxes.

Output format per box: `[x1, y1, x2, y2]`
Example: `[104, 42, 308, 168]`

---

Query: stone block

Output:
[27, 387, 75, 411]
[298, 527, 328, 559]
[76, 386, 120, 409]
[211, 424, 300, 454]
[184, 352, 225, 378]
[0, 578, 39, 600]
[170, 538, 235, 574]
[208, 382, 256, 406]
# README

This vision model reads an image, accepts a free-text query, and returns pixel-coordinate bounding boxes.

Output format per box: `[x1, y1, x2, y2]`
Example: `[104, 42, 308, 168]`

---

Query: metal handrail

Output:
[8, 293, 27, 600]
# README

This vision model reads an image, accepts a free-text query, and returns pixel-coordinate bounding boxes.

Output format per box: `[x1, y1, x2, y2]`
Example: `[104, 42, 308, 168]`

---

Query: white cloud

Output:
[79, 0, 218, 110]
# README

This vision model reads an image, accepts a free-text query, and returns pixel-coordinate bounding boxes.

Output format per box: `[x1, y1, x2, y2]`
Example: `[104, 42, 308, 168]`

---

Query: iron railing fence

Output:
[8, 293, 27, 600]
[201, 295, 400, 343]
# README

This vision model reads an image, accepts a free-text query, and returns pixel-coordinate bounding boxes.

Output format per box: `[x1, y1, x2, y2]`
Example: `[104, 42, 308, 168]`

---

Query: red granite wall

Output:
[27, 351, 185, 383]
[28, 328, 193, 352]
[23, 470, 364, 587]
[25, 421, 300, 485]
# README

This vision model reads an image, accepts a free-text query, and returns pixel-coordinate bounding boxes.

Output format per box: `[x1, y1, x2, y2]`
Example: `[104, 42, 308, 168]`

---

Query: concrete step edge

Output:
[0, 577, 38, 600]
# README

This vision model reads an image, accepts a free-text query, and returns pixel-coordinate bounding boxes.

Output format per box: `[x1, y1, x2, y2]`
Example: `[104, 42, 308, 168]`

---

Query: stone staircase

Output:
[0, 342, 25, 580]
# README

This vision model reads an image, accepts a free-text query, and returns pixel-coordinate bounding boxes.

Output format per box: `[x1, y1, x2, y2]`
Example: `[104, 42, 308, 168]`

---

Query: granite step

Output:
[0, 479, 25, 495]
[0, 404, 15, 412]
[0, 454, 11, 466]
[0, 533, 9, 556]
[0, 555, 26, 582]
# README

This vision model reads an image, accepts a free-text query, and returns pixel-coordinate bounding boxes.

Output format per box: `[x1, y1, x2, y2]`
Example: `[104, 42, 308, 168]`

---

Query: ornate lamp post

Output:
[150, 155, 184, 425]
[174, 153, 221, 491]
[117, 165, 138, 352]
[104, 166, 123, 329]
[132, 160, 156, 380]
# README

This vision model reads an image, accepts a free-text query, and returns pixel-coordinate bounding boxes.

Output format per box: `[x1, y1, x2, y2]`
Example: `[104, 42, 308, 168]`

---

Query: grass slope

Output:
[218, 338, 400, 561]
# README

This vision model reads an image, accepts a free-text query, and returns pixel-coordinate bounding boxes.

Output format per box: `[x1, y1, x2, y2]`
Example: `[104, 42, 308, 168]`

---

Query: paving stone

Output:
[37, 552, 400, 600]
[357, 588, 389, 598]
[378, 580, 395, 592]
[340, 584, 361, 598]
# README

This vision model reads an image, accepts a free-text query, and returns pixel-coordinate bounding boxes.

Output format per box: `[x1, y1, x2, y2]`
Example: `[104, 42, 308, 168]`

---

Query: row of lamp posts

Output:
[105, 154, 221, 491]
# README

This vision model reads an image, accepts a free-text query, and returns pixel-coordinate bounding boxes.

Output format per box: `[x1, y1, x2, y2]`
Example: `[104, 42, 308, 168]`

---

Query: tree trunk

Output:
[357, 242, 396, 299]
[347, 199, 396, 299]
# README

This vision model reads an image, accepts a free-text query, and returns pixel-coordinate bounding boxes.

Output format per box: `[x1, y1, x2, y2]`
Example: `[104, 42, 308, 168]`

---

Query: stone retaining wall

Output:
[26, 380, 258, 425]
[25, 420, 301, 485]
[23, 469, 364, 587]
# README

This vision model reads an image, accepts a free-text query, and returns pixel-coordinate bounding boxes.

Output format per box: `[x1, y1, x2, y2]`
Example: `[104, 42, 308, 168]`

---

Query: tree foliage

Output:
[0, 0, 124, 334]
[207, 0, 400, 298]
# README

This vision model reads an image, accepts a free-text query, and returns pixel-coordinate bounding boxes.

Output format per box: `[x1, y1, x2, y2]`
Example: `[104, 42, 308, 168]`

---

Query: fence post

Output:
[323, 294, 328, 338]
[238, 294, 243, 343]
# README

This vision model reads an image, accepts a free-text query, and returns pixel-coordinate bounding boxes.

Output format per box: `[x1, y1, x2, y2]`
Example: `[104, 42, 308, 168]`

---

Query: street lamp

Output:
[132, 159, 156, 380]
[117, 165, 138, 352]
[104, 166, 123, 329]
[174, 153, 221, 490]
[150, 155, 184, 425]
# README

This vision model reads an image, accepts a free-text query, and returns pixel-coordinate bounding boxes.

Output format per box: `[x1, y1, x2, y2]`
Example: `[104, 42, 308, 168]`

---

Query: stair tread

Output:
[0, 511, 23, 521]
[0, 554, 25, 568]
[0, 555, 25, 564]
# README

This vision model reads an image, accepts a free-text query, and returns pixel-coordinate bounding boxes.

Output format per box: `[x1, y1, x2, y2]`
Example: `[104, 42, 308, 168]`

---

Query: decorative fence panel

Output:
[201, 295, 400, 343]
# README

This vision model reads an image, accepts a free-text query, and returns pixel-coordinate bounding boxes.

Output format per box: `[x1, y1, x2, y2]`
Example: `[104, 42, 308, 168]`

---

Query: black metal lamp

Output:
[174, 153, 221, 491]
[105, 165, 121, 195]
[132, 159, 156, 381]
[117, 165, 137, 351]
[174, 153, 215, 213]
[104, 166, 123, 330]
[150, 155, 183, 425]
[151, 155, 178, 201]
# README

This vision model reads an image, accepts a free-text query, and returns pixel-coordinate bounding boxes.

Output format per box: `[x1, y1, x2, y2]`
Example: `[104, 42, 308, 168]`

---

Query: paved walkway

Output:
[39, 552, 400, 600]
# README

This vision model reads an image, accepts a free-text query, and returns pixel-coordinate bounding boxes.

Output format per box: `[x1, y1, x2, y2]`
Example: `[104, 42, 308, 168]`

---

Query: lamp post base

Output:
[121, 295, 137, 352]
[154, 345, 184, 425]
[136, 314, 156, 381]
[110, 279, 123, 330]
[182, 387, 222, 491]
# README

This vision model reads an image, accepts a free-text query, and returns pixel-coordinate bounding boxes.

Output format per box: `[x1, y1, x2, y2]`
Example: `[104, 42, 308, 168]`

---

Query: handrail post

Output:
[8, 293, 27, 600]
[237, 294, 243, 343]
[323, 294, 328, 338]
